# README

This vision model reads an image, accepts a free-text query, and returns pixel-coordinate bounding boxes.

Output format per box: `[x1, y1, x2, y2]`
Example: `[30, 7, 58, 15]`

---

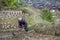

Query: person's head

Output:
[18, 18, 22, 21]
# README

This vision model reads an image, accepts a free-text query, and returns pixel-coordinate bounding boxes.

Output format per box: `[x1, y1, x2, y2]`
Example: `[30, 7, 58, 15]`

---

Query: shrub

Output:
[41, 8, 54, 22]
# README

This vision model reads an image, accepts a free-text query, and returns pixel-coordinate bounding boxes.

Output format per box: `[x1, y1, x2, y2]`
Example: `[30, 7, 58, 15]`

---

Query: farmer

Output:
[12, 17, 28, 36]
[18, 17, 28, 32]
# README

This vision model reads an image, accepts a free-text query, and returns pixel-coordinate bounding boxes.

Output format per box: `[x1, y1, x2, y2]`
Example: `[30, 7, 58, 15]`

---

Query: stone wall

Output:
[0, 10, 22, 30]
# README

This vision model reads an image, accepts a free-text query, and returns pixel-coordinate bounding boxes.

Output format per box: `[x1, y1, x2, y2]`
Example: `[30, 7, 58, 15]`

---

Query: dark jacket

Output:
[18, 18, 28, 31]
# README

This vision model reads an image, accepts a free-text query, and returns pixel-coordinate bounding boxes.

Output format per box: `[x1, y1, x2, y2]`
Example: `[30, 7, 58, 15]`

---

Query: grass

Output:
[41, 8, 54, 22]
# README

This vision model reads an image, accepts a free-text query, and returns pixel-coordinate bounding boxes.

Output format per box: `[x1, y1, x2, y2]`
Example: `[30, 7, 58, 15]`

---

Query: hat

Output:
[18, 18, 22, 20]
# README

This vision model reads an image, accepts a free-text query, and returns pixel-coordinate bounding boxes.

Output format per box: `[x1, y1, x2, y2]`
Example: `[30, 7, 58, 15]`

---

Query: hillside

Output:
[0, 0, 60, 40]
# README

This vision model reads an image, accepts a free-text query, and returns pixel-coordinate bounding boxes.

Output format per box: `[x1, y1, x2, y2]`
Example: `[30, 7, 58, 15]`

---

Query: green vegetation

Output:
[41, 8, 54, 22]
[28, 17, 35, 25]
[27, 7, 60, 36]
[55, 12, 60, 19]
[0, 4, 60, 36]
[1, 0, 27, 8]
[1, 0, 19, 8]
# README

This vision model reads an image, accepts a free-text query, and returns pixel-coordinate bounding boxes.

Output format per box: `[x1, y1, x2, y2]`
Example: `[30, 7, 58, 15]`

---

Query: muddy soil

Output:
[0, 31, 60, 40]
